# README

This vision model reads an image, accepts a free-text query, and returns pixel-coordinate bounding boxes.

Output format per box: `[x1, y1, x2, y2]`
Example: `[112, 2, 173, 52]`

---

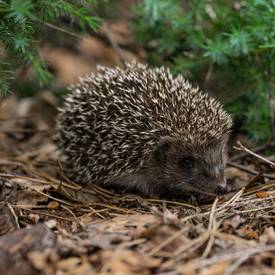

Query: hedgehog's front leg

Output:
[106, 172, 158, 198]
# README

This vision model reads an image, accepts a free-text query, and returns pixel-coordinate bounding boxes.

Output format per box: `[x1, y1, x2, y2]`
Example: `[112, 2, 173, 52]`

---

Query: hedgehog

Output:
[55, 62, 232, 201]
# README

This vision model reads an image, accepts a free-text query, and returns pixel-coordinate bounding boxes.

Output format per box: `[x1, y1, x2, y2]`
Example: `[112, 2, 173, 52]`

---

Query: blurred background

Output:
[0, 0, 274, 144]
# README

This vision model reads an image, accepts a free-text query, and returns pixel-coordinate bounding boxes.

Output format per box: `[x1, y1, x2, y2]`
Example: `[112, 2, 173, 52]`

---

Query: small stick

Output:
[15, 206, 74, 222]
[233, 141, 275, 168]
[7, 203, 20, 229]
[88, 206, 106, 220]
[146, 198, 198, 210]
[235, 204, 275, 214]
[37, 19, 82, 39]
[34, 189, 76, 207]
[202, 197, 219, 258]
[230, 142, 273, 161]
[243, 180, 275, 195]
[61, 205, 85, 229]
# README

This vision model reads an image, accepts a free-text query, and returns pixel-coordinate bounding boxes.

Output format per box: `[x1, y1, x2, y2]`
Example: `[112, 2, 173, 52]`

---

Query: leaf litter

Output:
[0, 91, 275, 275]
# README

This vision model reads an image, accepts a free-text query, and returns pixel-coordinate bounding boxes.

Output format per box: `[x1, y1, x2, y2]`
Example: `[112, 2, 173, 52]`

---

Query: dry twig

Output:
[234, 141, 275, 168]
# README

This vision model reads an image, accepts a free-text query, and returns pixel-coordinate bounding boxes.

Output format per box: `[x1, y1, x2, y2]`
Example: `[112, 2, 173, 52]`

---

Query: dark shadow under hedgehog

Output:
[55, 62, 232, 202]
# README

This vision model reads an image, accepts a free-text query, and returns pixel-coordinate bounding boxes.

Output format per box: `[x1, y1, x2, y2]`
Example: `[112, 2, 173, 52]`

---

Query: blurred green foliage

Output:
[0, 0, 100, 95]
[134, 0, 275, 142]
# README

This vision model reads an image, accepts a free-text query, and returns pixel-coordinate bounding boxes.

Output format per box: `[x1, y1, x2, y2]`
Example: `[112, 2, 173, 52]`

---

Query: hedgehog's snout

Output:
[214, 177, 227, 195]
[206, 166, 228, 196]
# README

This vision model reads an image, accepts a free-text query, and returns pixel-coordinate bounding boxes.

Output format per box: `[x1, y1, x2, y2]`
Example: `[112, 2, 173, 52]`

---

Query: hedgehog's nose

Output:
[215, 179, 227, 196]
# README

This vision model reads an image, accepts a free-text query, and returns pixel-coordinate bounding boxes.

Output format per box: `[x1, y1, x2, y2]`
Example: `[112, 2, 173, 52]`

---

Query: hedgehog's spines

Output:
[56, 62, 232, 185]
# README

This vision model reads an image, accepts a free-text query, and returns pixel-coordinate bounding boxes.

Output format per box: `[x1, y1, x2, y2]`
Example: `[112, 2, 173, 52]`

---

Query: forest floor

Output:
[1, 7, 275, 275]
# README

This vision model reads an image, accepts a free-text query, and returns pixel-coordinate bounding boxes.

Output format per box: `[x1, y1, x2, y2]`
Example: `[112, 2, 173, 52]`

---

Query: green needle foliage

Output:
[0, 0, 100, 95]
[134, 0, 275, 142]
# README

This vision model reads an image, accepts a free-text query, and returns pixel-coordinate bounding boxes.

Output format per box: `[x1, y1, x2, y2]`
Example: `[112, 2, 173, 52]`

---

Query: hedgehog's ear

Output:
[154, 136, 174, 163]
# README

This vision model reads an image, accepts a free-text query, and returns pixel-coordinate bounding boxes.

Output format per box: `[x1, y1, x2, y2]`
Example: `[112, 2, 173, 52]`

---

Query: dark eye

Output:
[178, 157, 195, 169]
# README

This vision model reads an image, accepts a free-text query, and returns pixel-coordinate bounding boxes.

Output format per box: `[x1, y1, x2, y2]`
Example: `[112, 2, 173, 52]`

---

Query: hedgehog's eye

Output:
[178, 157, 195, 169]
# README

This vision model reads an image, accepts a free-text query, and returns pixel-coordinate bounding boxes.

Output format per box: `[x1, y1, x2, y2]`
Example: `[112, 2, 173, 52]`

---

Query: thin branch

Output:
[202, 197, 219, 258]
[37, 19, 82, 39]
[234, 141, 275, 168]
[230, 142, 273, 161]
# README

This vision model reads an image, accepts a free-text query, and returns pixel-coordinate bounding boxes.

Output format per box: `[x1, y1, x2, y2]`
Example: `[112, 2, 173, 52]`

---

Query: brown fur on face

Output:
[110, 135, 229, 202]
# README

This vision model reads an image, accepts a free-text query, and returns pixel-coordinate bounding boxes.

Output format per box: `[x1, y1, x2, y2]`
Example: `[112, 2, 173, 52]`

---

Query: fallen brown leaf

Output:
[237, 225, 258, 239]
[256, 191, 270, 198]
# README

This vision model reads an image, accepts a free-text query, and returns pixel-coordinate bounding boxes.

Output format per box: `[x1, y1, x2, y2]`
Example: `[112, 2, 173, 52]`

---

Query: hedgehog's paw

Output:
[105, 173, 155, 198]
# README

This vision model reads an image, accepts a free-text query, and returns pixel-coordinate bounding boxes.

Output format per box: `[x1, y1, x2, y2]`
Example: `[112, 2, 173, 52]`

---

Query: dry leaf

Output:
[47, 201, 60, 210]
[237, 225, 258, 239]
[256, 191, 270, 198]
